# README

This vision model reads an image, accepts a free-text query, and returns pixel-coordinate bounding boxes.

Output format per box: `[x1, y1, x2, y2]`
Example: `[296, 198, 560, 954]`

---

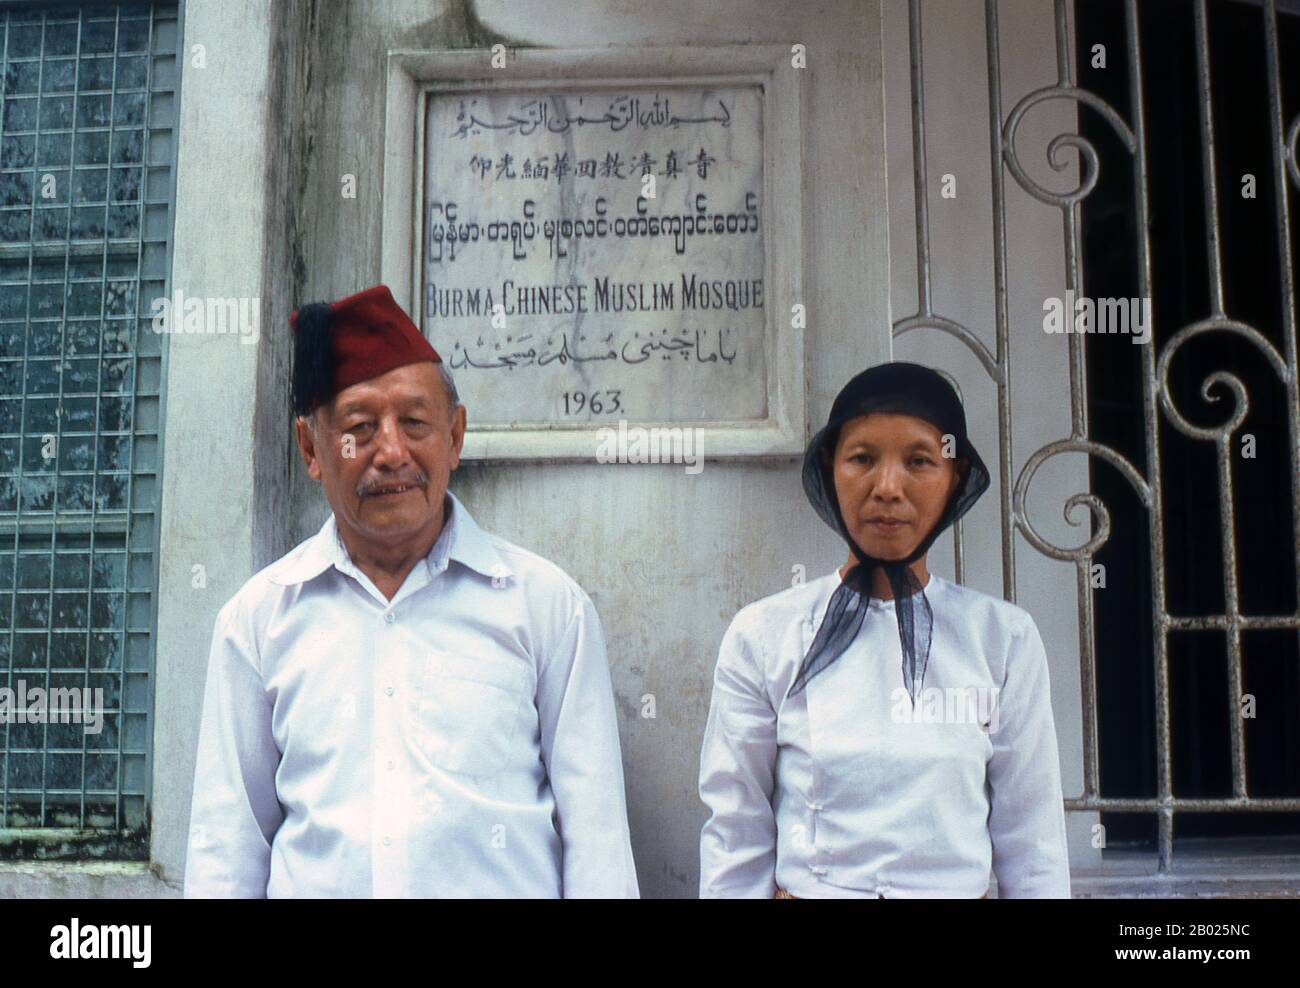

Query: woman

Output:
[698, 362, 1070, 898]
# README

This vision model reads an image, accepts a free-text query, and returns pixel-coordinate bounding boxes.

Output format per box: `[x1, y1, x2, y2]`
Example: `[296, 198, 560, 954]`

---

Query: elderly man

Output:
[184, 284, 638, 897]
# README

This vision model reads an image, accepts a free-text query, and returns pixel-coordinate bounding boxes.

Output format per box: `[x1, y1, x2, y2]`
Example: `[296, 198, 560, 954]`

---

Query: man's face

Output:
[829, 412, 964, 561]
[294, 361, 466, 550]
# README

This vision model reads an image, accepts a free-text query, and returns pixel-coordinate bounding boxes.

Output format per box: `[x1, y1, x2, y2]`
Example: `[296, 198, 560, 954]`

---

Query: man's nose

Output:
[370, 417, 409, 469]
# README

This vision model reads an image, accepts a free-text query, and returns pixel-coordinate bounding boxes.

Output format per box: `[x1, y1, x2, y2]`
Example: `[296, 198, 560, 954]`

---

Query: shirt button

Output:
[384, 612, 396, 624]
[382, 836, 392, 846]
[386, 759, 395, 770]
[385, 686, 394, 696]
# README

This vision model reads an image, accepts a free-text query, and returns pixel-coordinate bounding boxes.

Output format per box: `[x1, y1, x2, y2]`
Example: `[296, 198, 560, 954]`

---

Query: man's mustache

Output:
[355, 471, 429, 498]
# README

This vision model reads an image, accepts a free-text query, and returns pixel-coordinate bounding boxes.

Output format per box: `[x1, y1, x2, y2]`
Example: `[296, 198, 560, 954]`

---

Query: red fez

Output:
[290, 284, 442, 415]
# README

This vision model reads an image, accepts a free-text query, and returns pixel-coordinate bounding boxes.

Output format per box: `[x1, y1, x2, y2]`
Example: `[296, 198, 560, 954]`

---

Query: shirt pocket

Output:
[419, 650, 533, 778]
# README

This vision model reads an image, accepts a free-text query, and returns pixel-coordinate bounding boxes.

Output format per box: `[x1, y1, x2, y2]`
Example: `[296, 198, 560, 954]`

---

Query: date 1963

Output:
[562, 390, 622, 415]
[1119, 924, 1250, 937]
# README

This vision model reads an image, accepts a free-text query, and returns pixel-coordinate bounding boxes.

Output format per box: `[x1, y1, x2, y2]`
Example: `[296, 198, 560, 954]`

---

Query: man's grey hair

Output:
[299, 362, 461, 433]
[437, 361, 461, 411]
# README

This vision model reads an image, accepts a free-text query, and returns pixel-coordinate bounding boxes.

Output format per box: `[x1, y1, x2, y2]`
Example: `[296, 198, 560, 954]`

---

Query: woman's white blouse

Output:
[698, 571, 1071, 898]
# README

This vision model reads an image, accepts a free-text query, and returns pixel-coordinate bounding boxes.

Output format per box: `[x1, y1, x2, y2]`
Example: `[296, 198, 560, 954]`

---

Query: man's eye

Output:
[347, 423, 374, 435]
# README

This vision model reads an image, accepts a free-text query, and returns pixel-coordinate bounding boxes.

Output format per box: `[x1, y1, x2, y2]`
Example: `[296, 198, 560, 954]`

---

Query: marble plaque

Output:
[422, 85, 765, 428]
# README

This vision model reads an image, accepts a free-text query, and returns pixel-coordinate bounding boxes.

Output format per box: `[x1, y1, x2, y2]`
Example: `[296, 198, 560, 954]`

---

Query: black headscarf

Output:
[789, 362, 990, 703]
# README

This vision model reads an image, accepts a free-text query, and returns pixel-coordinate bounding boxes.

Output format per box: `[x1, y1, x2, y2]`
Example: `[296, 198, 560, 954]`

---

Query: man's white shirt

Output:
[184, 491, 639, 898]
[698, 571, 1071, 898]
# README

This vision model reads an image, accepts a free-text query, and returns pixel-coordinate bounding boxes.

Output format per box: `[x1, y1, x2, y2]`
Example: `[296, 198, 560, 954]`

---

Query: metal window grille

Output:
[897, 0, 1300, 872]
[0, 1, 179, 856]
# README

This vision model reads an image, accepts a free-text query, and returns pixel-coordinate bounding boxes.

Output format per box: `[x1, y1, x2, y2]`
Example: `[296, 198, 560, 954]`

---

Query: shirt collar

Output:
[268, 490, 513, 587]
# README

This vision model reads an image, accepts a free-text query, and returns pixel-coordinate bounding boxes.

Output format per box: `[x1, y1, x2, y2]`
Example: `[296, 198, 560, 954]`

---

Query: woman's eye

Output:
[911, 457, 933, 467]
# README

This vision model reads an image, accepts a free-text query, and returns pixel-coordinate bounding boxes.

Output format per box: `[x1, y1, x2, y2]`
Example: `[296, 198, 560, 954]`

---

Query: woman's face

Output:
[830, 412, 964, 561]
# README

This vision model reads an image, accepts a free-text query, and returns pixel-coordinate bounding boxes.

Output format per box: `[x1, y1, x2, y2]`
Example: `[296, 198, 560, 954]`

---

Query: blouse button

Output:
[384, 611, 396, 624]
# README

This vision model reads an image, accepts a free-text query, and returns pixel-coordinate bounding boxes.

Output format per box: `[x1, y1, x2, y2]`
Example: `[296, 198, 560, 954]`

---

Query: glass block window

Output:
[0, 3, 179, 852]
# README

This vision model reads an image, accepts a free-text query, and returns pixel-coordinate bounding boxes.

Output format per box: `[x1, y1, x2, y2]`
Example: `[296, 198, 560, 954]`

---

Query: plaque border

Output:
[381, 45, 805, 462]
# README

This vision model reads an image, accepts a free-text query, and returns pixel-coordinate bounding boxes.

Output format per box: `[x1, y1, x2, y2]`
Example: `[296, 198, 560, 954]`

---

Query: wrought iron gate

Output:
[895, 0, 1300, 872]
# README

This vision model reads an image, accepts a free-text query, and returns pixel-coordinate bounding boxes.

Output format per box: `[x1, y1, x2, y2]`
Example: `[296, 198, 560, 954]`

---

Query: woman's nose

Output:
[869, 458, 905, 498]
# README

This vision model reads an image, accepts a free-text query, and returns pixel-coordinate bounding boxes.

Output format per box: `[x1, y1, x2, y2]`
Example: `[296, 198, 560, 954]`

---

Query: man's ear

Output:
[447, 404, 467, 473]
[294, 414, 323, 481]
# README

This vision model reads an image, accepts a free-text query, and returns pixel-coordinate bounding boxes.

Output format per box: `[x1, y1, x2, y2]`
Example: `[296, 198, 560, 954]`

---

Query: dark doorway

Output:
[1075, 0, 1300, 850]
